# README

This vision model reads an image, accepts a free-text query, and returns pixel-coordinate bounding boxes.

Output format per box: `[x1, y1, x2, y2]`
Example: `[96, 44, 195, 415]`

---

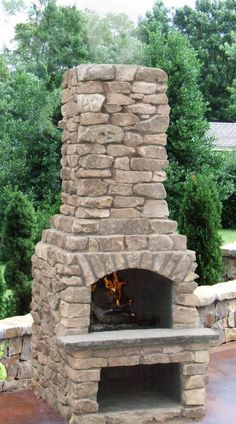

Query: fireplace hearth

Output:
[31, 64, 216, 424]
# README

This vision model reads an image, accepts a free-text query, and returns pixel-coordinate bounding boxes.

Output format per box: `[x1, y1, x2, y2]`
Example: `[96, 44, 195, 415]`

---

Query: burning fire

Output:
[92, 272, 126, 307]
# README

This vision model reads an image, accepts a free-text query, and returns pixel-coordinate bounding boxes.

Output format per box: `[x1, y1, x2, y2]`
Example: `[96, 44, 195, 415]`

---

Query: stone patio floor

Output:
[0, 341, 235, 424]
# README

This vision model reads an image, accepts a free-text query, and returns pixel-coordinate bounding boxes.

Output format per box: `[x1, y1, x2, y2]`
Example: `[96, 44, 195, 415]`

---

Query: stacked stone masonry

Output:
[31, 64, 213, 424]
[0, 314, 32, 392]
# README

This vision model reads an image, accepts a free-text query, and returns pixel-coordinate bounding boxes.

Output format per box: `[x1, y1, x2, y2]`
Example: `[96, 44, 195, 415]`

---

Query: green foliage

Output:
[1, 192, 36, 315]
[179, 174, 224, 285]
[83, 11, 145, 65]
[14, 0, 90, 88]
[174, 0, 236, 121]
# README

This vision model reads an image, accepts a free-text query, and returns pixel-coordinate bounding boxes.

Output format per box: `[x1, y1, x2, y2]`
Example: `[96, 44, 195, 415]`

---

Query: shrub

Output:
[179, 174, 224, 285]
[1, 191, 36, 315]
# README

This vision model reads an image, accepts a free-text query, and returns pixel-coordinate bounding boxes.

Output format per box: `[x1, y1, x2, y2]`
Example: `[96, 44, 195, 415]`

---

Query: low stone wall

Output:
[0, 314, 33, 392]
[222, 242, 236, 280]
[195, 280, 236, 346]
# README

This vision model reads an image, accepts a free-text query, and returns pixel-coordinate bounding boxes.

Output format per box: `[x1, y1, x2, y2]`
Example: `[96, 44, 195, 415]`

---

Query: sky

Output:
[0, 0, 196, 50]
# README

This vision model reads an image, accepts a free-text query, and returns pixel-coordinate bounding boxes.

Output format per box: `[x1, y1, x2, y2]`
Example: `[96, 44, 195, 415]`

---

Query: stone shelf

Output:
[57, 328, 216, 352]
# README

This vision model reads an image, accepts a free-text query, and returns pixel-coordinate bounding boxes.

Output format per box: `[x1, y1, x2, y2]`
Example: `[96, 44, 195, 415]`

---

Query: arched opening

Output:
[90, 268, 172, 332]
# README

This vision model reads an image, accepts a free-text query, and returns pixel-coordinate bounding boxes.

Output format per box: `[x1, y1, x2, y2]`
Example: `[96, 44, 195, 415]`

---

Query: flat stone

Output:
[142, 200, 169, 218]
[132, 82, 156, 94]
[104, 82, 131, 93]
[194, 286, 217, 307]
[77, 197, 112, 208]
[78, 125, 124, 144]
[156, 104, 170, 115]
[111, 113, 139, 126]
[133, 183, 166, 199]
[111, 208, 140, 218]
[76, 179, 108, 196]
[108, 183, 133, 196]
[135, 67, 167, 83]
[77, 81, 104, 94]
[125, 235, 148, 250]
[115, 65, 137, 81]
[80, 113, 109, 125]
[60, 302, 90, 318]
[107, 145, 135, 157]
[183, 388, 205, 406]
[76, 169, 111, 178]
[125, 103, 156, 114]
[144, 134, 167, 145]
[114, 196, 144, 207]
[137, 146, 167, 159]
[74, 144, 106, 156]
[184, 375, 205, 390]
[150, 219, 177, 234]
[79, 154, 113, 169]
[77, 64, 115, 81]
[57, 328, 216, 351]
[114, 170, 152, 183]
[131, 158, 168, 172]
[68, 381, 98, 399]
[99, 219, 149, 235]
[143, 94, 168, 104]
[103, 104, 122, 113]
[97, 236, 124, 252]
[106, 93, 134, 105]
[114, 157, 130, 170]
[75, 208, 110, 219]
[124, 132, 143, 147]
[148, 235, 173, 251]
[77, 94, 105, 113]
[60, 287, 91, 303]
[135, 115, 169, 134]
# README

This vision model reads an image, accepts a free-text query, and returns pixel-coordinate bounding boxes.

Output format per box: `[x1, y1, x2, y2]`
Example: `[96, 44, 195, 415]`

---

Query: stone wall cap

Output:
[57, 328, 216, 351]
[194, 279, 236, 305]
[221, 242, 236, 257]
[0, 314, 33, 340]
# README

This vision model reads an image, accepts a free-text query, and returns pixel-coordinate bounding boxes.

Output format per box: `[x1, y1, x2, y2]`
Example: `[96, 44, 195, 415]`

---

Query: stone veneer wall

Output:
[0, 314, 32, 392]
[195, 279, 236, 346]
[31, 64, 210, 423]
[222, 242, 236, 280]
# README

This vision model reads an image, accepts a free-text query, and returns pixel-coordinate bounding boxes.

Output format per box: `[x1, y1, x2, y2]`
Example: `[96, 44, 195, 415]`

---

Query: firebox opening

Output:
[98, 363, 181, 412]
[90, 268, 172, 332]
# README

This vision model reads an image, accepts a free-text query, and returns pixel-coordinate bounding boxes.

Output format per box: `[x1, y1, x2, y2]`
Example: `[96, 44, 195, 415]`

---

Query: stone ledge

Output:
[57, 328, 216, 352]
[195, 279, 236, 306]
[221, 242, 236, 258]
[0, 314, 33, 340]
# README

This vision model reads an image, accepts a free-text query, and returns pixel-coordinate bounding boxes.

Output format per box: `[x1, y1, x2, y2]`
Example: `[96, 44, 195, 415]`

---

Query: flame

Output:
[103, 272, 126, 307]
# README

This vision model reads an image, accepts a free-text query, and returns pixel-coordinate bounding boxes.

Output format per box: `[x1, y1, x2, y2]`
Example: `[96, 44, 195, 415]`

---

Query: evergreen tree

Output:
[1, 192, 36, 314]
[179, 174, 224, 285]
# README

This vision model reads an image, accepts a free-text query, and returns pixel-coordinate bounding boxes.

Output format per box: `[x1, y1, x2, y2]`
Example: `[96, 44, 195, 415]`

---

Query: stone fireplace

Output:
[31, 64, 215, 424]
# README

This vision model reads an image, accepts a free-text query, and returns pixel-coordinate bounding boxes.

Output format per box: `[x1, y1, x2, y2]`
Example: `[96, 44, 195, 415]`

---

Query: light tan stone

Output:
[148, 235, 173, 251]
[131, 158, 168, 172]
[156, 104, 171, 115]
[135, 115, 169, 134]
[143, 94, 168, 104]
[133, 183, 166, 199]
[135, 67, 167, 83]
[67, 367, 100, 383]
[80, 113, 109, 125]
[184, 375, 205, 390]
[182, 364, 208, 376]
[108, 356, 139, 367]
[76, 169, 111, 178]
[77, 64, 115, 81]
[75, 207, 110, 219]
[103, 104, 122, 113]
[77, 81, 104, 94]
[68, 381, 98, 399]
[60, 302, 90, 318]
[183, 388, 206, 406]
[111, 113, 139, 126]
[225, 328, 236, 342]
[97, 236, 124, 252]
[124, 132, 143, 147]
[115, 65, 137, 81]
[173, 306, 199, 325]
[78, 125, 124, 144]
[132, 82, 156, 94]
[194, 351, 209, 364]
[106, 93, 135, 105]
[99, 219, 149, 235]
[60, 287, 91, 303]
[141, 354, 170, 364]
[125, 103, 156, 114]
[137, 146, 167, 159]
[107, 145, 135, 157]
[61, 316, 90, 328]
[114, 170, 152, 183]
[108, 183, 132, 196]
[79, 154, 113, 169]
[144, 134, 167, 145]
[114, 157, 130, 170]
[142, 200, 169, 218]
[111, 208, 140, 218]
[67, 356, 107, 369]
[125, 235, 147, 250]
[70, 398, 98, 414]
[76, 179, 108, 196]
[72, 219, 99, 234]
[114, 196, 144, 207]
[104, 81, 131, 93]
[77, 94, 105, 113]
[70, 414, 105, 424]
[77, 197, 112, 209]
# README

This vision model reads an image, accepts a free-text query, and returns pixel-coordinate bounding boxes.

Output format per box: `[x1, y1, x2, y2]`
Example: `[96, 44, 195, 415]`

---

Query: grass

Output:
[220, 229, 236, 245]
